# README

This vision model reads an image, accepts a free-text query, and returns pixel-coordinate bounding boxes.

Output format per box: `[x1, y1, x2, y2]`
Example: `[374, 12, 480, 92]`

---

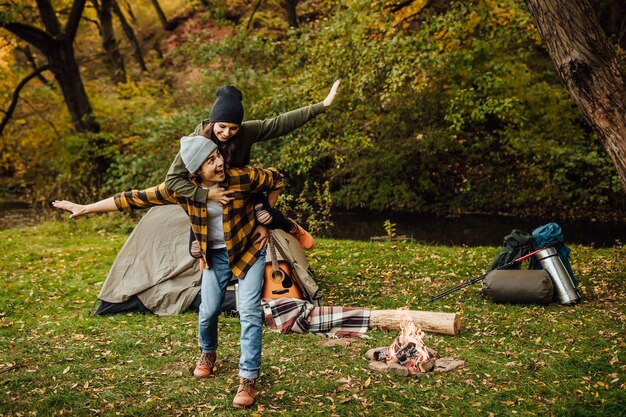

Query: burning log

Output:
[366, 320, 465, 377]
[369, 309, 461, 335]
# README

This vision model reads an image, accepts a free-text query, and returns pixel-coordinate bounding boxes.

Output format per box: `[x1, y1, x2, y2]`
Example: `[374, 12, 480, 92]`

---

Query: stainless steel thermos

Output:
[535, 247, 580, 305]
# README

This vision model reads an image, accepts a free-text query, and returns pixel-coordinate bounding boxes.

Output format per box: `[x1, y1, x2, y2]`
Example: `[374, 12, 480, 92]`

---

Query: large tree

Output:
[525, 0, 626, 189]
[0, 0, 100, 132]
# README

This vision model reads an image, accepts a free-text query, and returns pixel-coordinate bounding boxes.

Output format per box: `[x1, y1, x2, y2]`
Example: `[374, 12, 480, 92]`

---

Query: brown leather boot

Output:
[232, 377, 257, 408]
[193, 352, 216, 378]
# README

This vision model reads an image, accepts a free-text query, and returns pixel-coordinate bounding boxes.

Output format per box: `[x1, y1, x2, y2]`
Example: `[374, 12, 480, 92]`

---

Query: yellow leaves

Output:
[0, 39, 18, 71]
[388, 0, 429, 30]
[465, 11, 481, 33]
[121, 135, 141, 148]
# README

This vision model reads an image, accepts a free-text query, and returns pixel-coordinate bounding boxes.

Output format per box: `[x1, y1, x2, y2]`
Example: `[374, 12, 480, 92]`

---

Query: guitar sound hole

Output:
[272, 270, 293, 288]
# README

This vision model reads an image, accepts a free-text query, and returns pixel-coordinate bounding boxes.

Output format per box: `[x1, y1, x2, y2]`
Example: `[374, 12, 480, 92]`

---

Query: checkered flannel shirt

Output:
[113, 166, 284, 279]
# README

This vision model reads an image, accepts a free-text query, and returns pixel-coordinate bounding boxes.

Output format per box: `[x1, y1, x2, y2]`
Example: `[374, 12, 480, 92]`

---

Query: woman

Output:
[165, 80, 340, 250]
[54, 136, 283, 409]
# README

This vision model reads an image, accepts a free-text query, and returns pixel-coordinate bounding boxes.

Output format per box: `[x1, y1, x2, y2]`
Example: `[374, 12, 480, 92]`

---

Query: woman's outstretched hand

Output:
[52, 200, 88, 218]
[323, 79, 340, 107]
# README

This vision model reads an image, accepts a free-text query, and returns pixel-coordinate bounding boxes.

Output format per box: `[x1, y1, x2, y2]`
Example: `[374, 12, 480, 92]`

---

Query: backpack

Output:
[530, 222, 577, 287]
[487, 229, 534, 272]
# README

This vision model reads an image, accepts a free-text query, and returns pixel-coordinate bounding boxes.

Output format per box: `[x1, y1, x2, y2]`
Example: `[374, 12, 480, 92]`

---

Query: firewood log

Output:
[369, 310, 461, 336]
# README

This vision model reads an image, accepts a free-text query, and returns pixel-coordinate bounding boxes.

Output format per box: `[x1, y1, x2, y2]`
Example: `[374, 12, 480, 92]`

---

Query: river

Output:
[328, 211, 625, 247]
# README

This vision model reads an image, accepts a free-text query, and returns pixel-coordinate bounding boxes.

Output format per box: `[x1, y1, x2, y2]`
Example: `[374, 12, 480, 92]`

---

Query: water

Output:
[1, 203, 624, 247]
[328, 211, 625, 247]
[0, 202, 48, 230]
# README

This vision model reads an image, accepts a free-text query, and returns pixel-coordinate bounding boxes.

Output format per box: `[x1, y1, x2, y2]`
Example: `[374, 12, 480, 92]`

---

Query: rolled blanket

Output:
[261, 298, 370, 338]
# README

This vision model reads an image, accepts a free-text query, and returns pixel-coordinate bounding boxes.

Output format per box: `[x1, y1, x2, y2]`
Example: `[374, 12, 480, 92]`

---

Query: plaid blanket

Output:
[261, 298, 370, 338]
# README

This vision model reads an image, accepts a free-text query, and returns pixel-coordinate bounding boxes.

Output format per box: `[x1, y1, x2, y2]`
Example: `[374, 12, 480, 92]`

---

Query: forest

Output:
[1, 0, 625, 221]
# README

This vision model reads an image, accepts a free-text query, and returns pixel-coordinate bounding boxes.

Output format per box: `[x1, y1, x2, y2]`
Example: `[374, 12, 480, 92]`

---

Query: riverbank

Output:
[1, 220, 624, 416]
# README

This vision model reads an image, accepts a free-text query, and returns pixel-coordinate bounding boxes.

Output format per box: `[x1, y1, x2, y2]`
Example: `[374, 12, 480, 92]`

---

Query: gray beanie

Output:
[209, 85, 244, 124]
[180, 135, 218, 173]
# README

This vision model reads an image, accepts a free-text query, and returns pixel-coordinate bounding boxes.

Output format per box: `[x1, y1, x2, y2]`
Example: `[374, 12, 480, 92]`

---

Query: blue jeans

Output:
[198, 247, 266, 380]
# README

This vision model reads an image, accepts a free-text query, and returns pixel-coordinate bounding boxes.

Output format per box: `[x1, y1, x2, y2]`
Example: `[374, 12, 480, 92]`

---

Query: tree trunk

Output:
[148, 0, 171, 30]
[525, 0, 626, 190]
[92, 0, 126, 84]
[95, 0, 126, 82]
[282, 0, 299, 28]
[120, 0, 137, 23]
[112, 0, 148, 73]
[47, 40, 100, 132]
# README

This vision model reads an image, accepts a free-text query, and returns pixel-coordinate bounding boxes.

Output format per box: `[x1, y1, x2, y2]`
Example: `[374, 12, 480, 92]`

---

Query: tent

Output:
[93, 204, 321, 315]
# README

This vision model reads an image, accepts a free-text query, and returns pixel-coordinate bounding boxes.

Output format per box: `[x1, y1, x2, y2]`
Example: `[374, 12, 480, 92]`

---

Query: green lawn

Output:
[1, 218, 624, 416]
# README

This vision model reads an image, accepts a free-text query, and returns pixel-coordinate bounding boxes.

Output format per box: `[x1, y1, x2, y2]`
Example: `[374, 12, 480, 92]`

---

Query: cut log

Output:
[369, 310, 461, 336]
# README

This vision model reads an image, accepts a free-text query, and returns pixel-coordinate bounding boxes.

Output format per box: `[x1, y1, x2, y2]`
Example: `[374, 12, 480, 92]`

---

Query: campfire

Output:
[366, 320, 465, 377]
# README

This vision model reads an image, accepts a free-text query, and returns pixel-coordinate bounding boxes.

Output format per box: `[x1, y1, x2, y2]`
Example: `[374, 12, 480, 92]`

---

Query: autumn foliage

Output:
[0, 0, 624, 219]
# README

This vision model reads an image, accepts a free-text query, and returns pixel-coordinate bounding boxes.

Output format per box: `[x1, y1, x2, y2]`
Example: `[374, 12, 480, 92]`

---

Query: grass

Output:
[1, 217, 625, 416]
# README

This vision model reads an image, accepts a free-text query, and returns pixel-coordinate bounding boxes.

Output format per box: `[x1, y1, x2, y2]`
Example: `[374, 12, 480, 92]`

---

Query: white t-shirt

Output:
[202, 184, 226, 249]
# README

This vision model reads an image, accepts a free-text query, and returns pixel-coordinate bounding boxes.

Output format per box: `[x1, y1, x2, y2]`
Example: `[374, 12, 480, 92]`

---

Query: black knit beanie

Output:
[209, 85, 244, 124]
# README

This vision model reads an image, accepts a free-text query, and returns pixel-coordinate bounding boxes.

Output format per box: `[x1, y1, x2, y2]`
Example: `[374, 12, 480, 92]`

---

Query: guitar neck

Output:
[269, 232, 279, 271]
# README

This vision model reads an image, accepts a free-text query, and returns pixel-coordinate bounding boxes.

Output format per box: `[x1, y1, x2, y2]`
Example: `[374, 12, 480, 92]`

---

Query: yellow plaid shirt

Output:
[114, 166, 284, 279]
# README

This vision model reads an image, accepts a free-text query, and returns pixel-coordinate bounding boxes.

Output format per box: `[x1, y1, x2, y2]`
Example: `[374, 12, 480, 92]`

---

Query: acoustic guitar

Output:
[262, 232, 303, 300]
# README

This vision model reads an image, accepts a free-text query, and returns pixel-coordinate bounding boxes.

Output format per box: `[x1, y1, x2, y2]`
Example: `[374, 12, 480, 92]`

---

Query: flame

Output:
[387, 320, 430, 373]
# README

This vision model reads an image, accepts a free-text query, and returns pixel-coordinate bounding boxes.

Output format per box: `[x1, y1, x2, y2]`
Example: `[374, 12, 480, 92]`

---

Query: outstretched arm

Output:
[53, 197, 118, 218]
[53, 184, 179, 218]
[248, 80, 341, 143]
